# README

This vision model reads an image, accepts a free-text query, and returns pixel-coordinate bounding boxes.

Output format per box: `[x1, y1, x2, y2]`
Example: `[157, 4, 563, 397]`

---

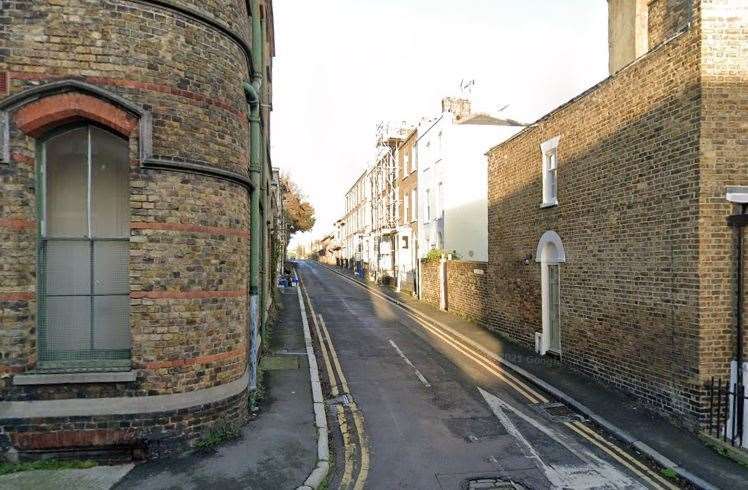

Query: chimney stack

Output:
[441, 97, 472, 121]
[608, 0, 649, 74]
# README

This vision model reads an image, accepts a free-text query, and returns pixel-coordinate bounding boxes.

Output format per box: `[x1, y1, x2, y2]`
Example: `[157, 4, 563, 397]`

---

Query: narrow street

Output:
[296, 261, 678, 489]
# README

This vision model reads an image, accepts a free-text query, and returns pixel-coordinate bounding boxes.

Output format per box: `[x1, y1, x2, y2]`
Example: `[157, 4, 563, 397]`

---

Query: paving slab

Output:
[0, 464, 134, 490]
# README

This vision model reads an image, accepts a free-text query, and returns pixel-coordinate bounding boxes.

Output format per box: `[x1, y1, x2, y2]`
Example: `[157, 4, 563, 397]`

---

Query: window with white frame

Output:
[426, 189, 431, 220]
[403, 191, 409, 223]
[540, 136, 560, 207]
[411, 190, 417, 221]
[437, 181, 443, 218]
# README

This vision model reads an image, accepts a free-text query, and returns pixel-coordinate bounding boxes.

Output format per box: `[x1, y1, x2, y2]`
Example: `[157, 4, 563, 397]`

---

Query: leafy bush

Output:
[195, 424, 242, 450]
[424, 249, 444, 262]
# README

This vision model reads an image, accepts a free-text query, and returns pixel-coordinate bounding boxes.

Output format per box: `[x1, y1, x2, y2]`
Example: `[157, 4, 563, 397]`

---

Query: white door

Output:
[546, 264, 561, 354]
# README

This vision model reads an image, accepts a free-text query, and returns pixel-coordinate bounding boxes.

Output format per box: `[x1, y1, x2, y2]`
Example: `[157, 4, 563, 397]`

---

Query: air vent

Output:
[0, 72, 7, 95]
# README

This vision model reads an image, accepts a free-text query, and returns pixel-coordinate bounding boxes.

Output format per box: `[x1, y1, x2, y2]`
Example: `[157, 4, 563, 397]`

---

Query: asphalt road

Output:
[297, 260, 677, 490]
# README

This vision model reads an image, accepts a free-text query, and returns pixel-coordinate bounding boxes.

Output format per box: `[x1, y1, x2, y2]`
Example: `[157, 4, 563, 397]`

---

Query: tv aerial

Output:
[459, 79, 476, 98]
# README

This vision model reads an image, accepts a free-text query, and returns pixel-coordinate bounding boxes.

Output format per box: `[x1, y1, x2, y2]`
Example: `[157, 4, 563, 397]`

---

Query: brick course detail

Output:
[14, 92, 139, 137]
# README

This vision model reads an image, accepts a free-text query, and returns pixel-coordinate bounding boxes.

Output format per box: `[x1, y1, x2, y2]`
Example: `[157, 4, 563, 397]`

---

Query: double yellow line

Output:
[299, 275, 369, 490]
[408, 313, 548, 404]
[318, 264, 682, 490]
[565, 421, 680, 490]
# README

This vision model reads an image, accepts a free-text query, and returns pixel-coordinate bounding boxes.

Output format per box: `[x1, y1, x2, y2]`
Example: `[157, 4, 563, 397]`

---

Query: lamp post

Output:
[726, 186, 748, 444]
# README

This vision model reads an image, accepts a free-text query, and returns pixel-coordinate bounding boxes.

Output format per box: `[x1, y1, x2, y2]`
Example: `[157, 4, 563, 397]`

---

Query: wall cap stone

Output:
[0, 370, 248, 420]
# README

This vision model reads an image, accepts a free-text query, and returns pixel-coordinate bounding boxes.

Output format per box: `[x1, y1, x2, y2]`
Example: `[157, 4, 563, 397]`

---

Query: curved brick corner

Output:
[14, 92, 139, 138]
[0, 0, 264, 460]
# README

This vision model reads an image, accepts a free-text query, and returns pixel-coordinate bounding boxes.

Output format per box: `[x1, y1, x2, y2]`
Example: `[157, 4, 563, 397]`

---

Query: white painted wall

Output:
[444, 124, 522, 261]
[416, 111, 522, 262]
[416, 116, 447, 258]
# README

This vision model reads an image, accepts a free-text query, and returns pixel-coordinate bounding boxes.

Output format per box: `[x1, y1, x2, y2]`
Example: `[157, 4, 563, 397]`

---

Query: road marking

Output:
[318, 314, 351, 394]
[313, 263, 674, 489]
[569, 421, 679, 490]
[337, 404, 355, 488]
[308, 303, 339, 397]
[411, 314, 544, 403]
[299, 279, 339, 397]
[350, 401, 370, 490]
[388, 339, 431, 387]
[479, 387, 639, 489]
[298, 270, 369, 490]
[564, 422, 671, 490]
[317, 263, 549, 404]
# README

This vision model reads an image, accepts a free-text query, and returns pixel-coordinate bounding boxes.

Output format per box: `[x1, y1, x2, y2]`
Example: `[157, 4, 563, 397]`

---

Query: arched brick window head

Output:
[0, 80, 152, 165]
[14, 92, 138, 138]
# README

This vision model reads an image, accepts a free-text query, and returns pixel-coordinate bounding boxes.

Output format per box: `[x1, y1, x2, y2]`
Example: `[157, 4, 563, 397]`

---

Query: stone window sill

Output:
[13, 370, 137, 386]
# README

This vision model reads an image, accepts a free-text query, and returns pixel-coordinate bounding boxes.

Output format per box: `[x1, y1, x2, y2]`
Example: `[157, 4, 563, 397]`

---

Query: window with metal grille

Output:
[38, 125, 130, 371]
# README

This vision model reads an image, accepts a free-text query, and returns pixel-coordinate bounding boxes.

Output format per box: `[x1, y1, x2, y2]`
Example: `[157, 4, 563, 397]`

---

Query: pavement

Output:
[0, 285, 319, 490]
[317, 260, 748, 490]
[0, 464, 134, 490]
[116, 285, 318, 489]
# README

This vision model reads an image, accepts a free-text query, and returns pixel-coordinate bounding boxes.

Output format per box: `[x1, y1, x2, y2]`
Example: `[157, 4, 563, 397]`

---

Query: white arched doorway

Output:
[536, 231, 566, 355]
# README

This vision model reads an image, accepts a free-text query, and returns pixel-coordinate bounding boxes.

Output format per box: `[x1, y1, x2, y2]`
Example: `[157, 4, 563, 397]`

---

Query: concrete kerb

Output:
[318, 263, 719, 490]
[295, 271, 331, 490]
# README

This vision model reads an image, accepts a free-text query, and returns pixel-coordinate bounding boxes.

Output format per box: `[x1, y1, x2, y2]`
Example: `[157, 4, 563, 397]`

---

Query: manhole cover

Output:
[463, 478, 524, 489]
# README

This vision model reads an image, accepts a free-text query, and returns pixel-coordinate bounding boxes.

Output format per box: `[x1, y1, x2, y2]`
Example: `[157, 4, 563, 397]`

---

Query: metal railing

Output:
[706, 376, 746, 447]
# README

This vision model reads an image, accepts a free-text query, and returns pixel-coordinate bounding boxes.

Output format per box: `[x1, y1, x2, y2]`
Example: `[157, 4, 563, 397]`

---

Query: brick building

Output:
[416, 97, 523, 262]
[395, 128, 418, 294]
[0, 0, 278, 459]
[485, 0, 747, 434]
[342, 168, 371, 272]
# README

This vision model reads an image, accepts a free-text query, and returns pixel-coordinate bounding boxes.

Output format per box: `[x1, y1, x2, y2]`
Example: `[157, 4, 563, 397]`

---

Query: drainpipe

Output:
[243, 0, 264, 390]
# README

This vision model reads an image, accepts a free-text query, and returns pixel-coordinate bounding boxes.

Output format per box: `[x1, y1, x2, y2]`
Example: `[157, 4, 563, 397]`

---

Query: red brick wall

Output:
[420, 259, 440, 308]
[446, 261, 488, 324]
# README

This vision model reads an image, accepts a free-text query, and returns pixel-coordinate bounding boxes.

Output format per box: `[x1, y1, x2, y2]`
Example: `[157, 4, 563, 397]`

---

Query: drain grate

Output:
[538, 402, 583, 421]
[327, 394, 351, 406]
[464, 478, 524, 489]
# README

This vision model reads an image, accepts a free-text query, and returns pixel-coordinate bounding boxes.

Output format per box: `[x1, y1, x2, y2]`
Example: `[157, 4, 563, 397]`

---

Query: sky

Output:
[271, 0, 609, 249]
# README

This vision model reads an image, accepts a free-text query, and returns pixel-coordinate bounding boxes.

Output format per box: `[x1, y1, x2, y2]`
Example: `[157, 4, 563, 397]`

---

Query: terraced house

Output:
[0, 0, 280, 459]
[485, 0, 747, 440]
